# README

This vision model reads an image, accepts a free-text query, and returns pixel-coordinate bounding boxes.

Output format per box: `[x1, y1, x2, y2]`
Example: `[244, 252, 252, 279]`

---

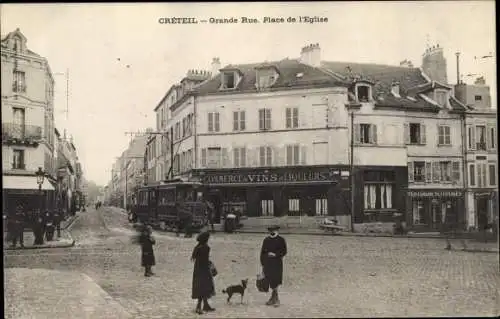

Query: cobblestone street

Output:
[4, 207, 499, 318]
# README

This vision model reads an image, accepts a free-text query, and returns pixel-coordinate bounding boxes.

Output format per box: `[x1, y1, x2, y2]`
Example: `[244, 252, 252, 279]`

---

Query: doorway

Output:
[476, 196, 489, 229]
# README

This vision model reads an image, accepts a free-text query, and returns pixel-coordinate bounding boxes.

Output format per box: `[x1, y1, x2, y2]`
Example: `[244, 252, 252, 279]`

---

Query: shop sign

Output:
[408, 190, 463, 198]
[202, 170, 344, 185]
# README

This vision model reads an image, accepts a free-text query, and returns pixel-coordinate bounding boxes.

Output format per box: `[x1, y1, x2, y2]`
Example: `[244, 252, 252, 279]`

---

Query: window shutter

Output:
[215, 112, 220, 132]
[259, 109, 264, 130]
[221, 148, 229, 168]
[354, 124, 361, 144]
[250, 148, 259, 167]
[469, 126, 476, 150]
[420, 124, 426, 144]
[285, 108, 291, 128]
[404, 124, 410, 144]
[233, 148, 239, 167]
[266, 109, 272, 130]
[437, 125, 441, 146]
[233, 112, 238, 131]
[208, 113, 213, 132]
[297, 107, 305, 128]
[487, 125, 495, 150]
[300, 145, 307, 165]
[452, 161, 460, 183]
[259, 146, 265, 167]
[425, 162, 432, 182]
[240, 111, 246, 131]
[432, 161, 440, 182]
[267, 146, 273, 167]
[408, 162, 414, 182]
[371, 124, 378, 144]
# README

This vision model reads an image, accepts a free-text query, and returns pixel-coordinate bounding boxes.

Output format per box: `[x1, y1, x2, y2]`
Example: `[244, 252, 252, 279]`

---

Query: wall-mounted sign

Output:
[408, 190, 463, 198]
[201, 170, 347, 185]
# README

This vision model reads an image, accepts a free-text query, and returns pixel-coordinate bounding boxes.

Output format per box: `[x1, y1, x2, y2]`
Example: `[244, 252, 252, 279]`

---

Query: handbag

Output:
[209, 260, 218, 277]
[256, 272, 269, 292]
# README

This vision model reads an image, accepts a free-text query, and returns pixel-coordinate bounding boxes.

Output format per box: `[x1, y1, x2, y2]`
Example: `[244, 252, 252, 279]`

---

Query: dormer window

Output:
[256, 68, 279, 89]
[434, 90, 448, 107]
[356, 84, 371, 102]
[221, 72, 236, 89]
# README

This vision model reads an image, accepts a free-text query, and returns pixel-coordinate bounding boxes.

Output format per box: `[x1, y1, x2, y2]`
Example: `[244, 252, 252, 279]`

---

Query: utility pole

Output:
[350, 110, 355, 232]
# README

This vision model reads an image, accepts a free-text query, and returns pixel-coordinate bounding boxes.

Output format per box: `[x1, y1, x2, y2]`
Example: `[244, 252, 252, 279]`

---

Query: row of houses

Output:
[1, 29, 85, 217]
[107, 42, 497, 232]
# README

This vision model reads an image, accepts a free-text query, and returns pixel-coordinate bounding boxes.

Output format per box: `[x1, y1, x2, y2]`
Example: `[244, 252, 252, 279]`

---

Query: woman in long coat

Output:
[139, 225, 156, 277]
[191, 231, 215, 314]
[260, 225, 287, 307]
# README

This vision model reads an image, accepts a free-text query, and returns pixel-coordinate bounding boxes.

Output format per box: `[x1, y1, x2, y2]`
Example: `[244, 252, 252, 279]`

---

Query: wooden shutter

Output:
[432, 161, 440, 183]
[354, 124, 361, 144]
[404, 124, 410, 144]
[469, 126, 476, 150]
[233, 111, 238, 131]
[300, 145, 307, 165]
[215, 112, 220, 132]
[425, 162, 432, 182]
[487, 125, 495, 150]
[408, 162, 414, 182]
[221, 148, 229, 168]
[259, 109, 264, 130]
[452, 161, 460, 183]
[258, 146, 265, 167]
[240, 111, 246, 131]
[285, 108, 291, 128]
[420, 124, 426, 144]
[208, 113, 213, 132]
[297, 107, 305, 128]
[371, 124, 378, 144]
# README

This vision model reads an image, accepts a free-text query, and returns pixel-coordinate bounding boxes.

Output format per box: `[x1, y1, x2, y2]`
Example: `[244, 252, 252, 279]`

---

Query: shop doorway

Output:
[208, 193, 222, 223]
[476, 196, 489, 229]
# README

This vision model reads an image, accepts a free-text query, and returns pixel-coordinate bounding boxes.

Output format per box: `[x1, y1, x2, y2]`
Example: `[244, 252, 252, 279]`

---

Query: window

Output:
[12, 149, 25, 169]
[182, 118, 186, 137]
[315, 198, 328, 216]
[207, 147, 222, 168]
[469, 164, 476, 186]
[364, 184, 393, 210]
[233, 111, 246, 131]
[489, 164, 496, 186]
[258, 108, 271, 130]
[261, 200, 274, 216]
[14, 37, 21, 52]
[412, 200, 426, 225]
[233, 147, 246, 168]
[356, 85, 370, 102]
[286, 144, 300, 165]
[222, 72, 236, 89]
[413, 161, 426, 182]
[438, 125, 451, 145]
[258, 75, 275, 89]
[13, 71, 26, 93]
[12, 107, 25, 137]
[357, 123, 377, 144]
[475, 95, 483, 101]
[259, 146, 273, 166]
[476, 126, 486, 150]
[408, 123, 426, 144]
[288, 199, 300, 213]
[175, 122, 181, 140]
[489, 126, 496, 150]
[435, 91, 448, 106]
[439, 161, 451, 182]
[285, 108, 299, 128]
[208, 112, 220, 132]
[477, 163, 487, 187]
[201, 148, 207, 167]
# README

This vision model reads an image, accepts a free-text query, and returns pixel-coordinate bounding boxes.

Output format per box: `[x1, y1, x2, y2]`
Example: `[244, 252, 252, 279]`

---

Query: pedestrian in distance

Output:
[260, 225, 287, 307]
[139, 225, 156, 277]
[191, 231, 216, 314]
[32, 211, 45, 246]
[11, 205, 26, 249]
[53, 208, 62, 238]
[441, 208, 467, 251]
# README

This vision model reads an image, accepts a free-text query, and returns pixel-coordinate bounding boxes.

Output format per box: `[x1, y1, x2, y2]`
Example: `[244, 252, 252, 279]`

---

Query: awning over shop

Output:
[2, 175, 55, 191]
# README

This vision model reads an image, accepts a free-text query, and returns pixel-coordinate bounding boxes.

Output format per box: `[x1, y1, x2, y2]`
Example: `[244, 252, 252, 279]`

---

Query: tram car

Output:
[134, 179, 208, 231]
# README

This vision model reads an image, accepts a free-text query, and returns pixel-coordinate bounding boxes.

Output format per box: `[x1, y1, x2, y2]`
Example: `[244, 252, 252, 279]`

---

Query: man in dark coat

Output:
[260, 225, 287, 307]
[32, 211, 45, 245]
[139, 225, 156, 277]
[191, 231, 215, 314]
[442, 209, 467, 251]
[11, 205, 26, 248]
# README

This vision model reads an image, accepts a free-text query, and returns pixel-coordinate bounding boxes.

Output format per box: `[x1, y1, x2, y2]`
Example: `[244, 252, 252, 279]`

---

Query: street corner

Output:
[4, 268, 134, 319]
[4, 231, 75, 251]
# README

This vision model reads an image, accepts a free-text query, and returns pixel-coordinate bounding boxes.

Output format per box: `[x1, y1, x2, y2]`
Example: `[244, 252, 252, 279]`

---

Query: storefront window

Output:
[364, 184, 393, 209]
[261, 200, 274, 216]
[412, 200, 426, 225]
[315, 198, 328, 216]
[288, 198, 300, 214]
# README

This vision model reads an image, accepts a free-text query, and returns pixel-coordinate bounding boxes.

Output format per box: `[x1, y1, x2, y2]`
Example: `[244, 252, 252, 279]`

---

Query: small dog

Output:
[222, 279, 248, 304]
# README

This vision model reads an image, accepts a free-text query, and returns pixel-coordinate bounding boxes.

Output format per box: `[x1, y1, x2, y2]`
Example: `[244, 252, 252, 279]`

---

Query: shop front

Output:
[191, 166, 350, 222]
[407, 189, 465, 232]
[472, 189, 498, 230]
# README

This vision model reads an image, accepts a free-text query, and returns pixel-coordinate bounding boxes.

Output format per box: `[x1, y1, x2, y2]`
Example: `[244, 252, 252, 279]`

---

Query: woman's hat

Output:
[267, 225, 280, 231]
[197, 231, 210, 243]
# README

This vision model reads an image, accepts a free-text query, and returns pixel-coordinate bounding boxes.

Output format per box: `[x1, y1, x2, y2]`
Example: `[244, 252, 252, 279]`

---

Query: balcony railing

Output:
[2, 123, 42, 143]
[11, 163, 26, 170]
[12, 82, 27, 93]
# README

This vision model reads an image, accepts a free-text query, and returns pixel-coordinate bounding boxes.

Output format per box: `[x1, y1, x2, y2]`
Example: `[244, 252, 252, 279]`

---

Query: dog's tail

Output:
[222, 289, 226, 294]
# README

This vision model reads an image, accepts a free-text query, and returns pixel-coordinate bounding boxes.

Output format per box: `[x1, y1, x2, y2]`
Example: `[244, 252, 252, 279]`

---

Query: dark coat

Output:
[260, 235, 287, 289]
[140, 234, 156, 266]
[191, 244, 215, 299]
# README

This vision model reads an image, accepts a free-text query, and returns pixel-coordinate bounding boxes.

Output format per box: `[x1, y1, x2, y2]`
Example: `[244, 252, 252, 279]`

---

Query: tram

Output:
[134, 179, 208, 231]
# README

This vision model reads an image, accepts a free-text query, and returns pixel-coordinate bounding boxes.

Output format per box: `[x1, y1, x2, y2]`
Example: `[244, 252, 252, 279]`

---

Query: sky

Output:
[1, 1, 496, 187]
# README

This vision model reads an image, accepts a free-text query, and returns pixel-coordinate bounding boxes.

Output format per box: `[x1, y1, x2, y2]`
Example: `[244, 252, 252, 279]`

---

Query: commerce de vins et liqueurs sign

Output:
[202, 170, 347, 184]
[407, 190, 462, 198]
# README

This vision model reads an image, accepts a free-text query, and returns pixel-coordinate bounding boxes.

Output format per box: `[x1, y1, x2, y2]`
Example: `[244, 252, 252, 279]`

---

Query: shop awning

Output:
[2, 175, 55, 191]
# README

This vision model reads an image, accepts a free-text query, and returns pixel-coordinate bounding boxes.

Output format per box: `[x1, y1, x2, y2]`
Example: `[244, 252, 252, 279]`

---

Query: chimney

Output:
[211, 57, 221, 78]
[474, 76, 486, 85]
[300, 43, 321, 67]
[391, 81, 401, 98]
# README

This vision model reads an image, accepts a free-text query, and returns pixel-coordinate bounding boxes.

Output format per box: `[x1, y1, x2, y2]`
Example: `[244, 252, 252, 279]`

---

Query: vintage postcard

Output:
[2, 2, 498, 318]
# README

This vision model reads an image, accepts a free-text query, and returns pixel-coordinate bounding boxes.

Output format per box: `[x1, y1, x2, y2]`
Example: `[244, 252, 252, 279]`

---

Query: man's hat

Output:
[267, 225, 280, 231]
[197, 230, 211, 243]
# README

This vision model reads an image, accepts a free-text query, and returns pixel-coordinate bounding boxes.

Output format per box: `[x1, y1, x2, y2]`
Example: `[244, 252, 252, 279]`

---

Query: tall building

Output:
[1, 28, 57, 214]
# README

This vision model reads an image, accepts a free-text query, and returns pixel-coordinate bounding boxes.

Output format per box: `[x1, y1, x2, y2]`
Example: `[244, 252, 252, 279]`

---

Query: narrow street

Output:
[4, 207, 500, 318]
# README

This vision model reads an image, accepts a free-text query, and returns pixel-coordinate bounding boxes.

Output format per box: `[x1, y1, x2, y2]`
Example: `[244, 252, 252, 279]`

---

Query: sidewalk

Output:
[4, 268, 133, 319]
[3, 214, 78, 250]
